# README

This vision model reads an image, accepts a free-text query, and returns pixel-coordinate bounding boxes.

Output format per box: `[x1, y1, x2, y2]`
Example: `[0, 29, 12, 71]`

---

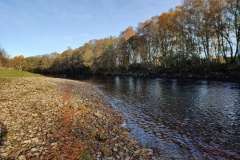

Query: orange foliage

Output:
[120, 26, 136, 40]
[45, 85, 86, 159]
[157, 12, 174, 30]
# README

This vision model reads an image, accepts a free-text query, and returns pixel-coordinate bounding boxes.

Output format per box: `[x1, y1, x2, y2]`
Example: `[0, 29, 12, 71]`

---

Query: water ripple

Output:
[84, 76, 240, 159]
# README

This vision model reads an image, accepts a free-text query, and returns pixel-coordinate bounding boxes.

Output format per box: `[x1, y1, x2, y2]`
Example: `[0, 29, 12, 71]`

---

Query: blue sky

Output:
[0, 0, 182, 57]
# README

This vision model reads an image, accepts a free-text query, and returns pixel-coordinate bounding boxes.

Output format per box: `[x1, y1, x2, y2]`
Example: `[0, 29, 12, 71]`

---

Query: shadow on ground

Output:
[0, 121, 7, 146]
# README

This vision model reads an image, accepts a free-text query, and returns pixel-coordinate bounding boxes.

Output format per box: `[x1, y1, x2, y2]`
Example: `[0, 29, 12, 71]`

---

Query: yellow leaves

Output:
[13, 55, 25, 61]
[62, 48, 73, 57]
[120, 26, 136, 40]
[157, 12, 175, 30]
[11, 55, 26, 70]
[82, 50, 94, 67]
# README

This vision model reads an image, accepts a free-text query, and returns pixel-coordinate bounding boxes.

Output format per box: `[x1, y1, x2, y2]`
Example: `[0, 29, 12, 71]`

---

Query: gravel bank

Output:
[0, 77, 158, 159]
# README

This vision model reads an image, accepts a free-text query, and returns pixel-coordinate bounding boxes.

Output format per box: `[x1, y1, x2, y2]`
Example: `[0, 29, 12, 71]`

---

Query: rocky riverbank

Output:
[0, 77, 159, 159]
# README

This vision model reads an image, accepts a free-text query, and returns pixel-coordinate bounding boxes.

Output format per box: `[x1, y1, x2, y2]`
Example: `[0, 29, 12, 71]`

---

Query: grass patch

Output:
[80, 105, 90, 113]
[0, 69, 41, 82]
[90, 130, 97, 137]
[78, 150, 94, 160]
[100, 147, 111, 156]
[97, 133, 108, 142]
[85, 139, 93, 148]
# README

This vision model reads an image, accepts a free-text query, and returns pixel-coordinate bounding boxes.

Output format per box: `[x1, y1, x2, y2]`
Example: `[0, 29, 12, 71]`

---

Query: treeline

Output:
[2, 0, 240, 76]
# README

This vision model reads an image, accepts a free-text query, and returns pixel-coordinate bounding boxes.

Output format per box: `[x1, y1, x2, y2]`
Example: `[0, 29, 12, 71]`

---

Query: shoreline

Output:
[0, 77, 158, 159]
[43, 67, 240, 84]
[103, 70, 240, 83]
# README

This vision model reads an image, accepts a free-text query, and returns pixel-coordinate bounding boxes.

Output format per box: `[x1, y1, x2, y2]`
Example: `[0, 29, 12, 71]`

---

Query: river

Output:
[71, 75, 240, 159]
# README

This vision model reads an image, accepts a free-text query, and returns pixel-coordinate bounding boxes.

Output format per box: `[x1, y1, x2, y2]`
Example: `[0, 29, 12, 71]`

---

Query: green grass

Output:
[78, 150, 93, 160]
[0, 69, 41, 82]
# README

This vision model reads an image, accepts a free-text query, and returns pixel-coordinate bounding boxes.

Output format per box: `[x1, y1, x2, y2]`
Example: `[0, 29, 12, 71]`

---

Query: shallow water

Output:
[80, 76, 240, 159]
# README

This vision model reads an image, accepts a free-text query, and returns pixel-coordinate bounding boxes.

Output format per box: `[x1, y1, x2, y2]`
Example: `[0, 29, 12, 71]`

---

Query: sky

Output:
[0, 0, 182, 58]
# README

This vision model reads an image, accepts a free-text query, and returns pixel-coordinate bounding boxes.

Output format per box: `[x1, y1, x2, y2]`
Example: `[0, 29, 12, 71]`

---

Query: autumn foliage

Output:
[3, 0, 240, 74]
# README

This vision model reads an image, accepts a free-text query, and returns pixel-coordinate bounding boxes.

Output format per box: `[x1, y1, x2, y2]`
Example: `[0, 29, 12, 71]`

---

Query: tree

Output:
[227, 0, 240, 64]
[116, 27, 136, 69]
[0, 46, 9, 67]
[91, 37, 118, 73]
[81, 42, 94, 67]
[137, 18, 159, 67]
[12, 55, 25, 70]
[157, 11, 177, 68]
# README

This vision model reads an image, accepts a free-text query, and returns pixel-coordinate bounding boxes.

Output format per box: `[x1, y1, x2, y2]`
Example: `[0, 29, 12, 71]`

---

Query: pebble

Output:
[113, 147, 118, 152]
[119, 151, 125, 157]
[32, 113, 38, 117]
[34, 152, 40, 157]
[94, 110, 103, 118]
[134, 149, 141, 155]
[50, 142, 57, 146]
[31, 137, 39, 143]
[1, 153, 8, 157]
[18, 155, 26, 160]
[0, 77, 158, 159]
[31, 148, 38, 152]
[23, 140, 31, 144]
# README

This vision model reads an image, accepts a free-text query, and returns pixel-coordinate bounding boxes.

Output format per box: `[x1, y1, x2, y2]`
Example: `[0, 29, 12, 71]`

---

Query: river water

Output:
[77, 76, 240, 159]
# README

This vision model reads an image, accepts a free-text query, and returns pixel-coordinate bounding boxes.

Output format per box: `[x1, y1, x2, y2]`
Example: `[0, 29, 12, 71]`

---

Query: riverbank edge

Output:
[43, 67, 240, 83]
[0, 76, 158, 159]
[97, 69, 240, 83]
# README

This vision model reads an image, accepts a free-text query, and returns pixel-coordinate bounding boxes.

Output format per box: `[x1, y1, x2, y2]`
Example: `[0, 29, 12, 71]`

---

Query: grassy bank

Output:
[0, 69, 41, 82]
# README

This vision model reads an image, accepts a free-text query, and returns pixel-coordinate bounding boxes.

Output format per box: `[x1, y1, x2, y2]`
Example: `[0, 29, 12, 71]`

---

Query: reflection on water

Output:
[80, 76, 240, 159]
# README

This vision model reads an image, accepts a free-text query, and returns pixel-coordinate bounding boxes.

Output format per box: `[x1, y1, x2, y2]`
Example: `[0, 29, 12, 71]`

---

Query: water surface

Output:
[79, 76, 240, 159]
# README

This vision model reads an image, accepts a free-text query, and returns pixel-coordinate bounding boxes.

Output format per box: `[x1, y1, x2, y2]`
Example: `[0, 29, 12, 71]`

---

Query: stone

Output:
[32, 113, 38, 117]
[146, 148, 153, 155]
[70, 103, 78, 110]
[1, 153, 8, 157]
[94, 110, 103, 118]
[31, 148, 38, 152]
[50, 142, 58, 146]
[134, 149, 141, 156]
[4, 147, 10, 152]
[29, 134, 34, 138]
[8, 152, 18, 159]
[113, 147, 118, 152]
[119, 151, 124, 157]
[31, 137, 39, 143]
[34, 152, 40, 157]
[51, 142, 58, 148]
[23, 139, 31, 144]
[18, 155, 26, 160]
